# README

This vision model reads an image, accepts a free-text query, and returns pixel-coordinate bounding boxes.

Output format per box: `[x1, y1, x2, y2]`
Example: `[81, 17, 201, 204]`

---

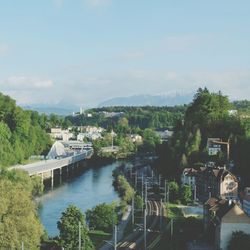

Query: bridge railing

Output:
[16, 149, 94, 176]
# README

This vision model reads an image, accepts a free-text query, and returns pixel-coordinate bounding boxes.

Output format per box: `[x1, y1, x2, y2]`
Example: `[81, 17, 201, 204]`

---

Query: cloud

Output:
[3, 76, 54, 90]
[2, 69, 250, 107]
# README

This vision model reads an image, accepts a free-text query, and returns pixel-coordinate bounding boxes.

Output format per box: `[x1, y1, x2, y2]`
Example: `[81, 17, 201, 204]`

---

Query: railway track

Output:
[116, 200, 163, 249]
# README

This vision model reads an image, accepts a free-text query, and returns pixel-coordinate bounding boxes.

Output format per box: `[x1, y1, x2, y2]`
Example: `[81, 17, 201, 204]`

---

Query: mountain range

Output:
[98, 93, 194, 107]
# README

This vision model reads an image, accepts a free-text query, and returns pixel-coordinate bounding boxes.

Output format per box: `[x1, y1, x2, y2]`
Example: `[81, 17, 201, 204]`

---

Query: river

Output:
[38, 161, 122, 237]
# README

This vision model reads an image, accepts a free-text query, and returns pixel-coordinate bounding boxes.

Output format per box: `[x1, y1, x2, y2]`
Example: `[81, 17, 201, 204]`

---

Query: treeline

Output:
[65, 106, 186, 130]
[0, 169, 44, 249]
[156, 88, 250, 184]
[0, 93, 52, 167]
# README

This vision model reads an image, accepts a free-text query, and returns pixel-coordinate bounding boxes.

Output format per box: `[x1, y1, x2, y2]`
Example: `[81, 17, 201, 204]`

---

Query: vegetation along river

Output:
[38, 161, 121, 237]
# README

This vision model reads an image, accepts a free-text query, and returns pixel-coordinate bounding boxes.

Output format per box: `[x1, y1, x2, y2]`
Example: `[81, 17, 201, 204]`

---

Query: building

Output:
[196, 167, 238, 202]
[84, 126, 104, 133]
[181, 168, 197, 191]
[207, 138, 222, 156]
[50, 128, 74, 141]
[242, 187, 250, 216]
[155, 130, 173, 142]
[101, 111, 124, 118]
[228, 110, 238, 116]
[204, 198, 250, 250]
[77, 133, 86, 142]
[128, 134, 143, 143]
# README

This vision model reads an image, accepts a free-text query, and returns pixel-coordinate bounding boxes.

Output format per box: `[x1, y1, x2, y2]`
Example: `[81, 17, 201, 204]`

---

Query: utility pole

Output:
[111, 129, 114, 149]
[194, 185, 197, 202]
[21, 242, 24, 250]
[132, 196, 135, 226]
[79, 221, 81, 250]
[164, 180, 167, 203]
[160, 199, 163, 230]
[114, 225, 117, 250]
[167, 184, 170, 205]
[135, 171, 137, 188]
[171, 219, 174, 239]
[145, 181, 148, 205]
[142, 175, 144, 214]
[104, 225, 117, 250]
[159, 174, 161, 186]
[144, 209, 147, 250]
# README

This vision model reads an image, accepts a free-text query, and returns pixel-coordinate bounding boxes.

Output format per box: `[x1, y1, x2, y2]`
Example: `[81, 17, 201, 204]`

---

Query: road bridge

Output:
[12, 149, 93, 188]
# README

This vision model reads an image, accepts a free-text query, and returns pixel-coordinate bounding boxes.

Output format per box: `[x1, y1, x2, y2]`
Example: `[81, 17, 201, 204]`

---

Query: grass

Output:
[21, 158, 41, 165]
[166, 203, 184, 220]
[156, 203, 204, 250]
[89, 230, 112, 249]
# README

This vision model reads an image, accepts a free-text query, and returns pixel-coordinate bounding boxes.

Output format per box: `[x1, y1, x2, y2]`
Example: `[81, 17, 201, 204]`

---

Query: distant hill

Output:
[21, 102, 78, 116]
[99, 93, 194, 107]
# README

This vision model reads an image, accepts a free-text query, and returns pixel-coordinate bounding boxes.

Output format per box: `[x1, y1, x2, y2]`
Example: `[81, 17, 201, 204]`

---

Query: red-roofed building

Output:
[204, 198, 250, 250]
[196, 167, 238, 202]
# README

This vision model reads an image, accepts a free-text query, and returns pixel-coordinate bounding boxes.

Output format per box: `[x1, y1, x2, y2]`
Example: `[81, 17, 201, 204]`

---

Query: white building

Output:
[204, 199, 250, 250]
[77, 133, 86, 142]
[242, 187, 250, 216]
[219, 204, 250, 250]
[181, 168, 197, 190]
[155, 130, 173, 142]
[228, 110, 238, 116]
[207, 138, 222, 156]
[77, 132, 102, 141]
[129, 134, 143, 143]
[50, 128, 74, 141]
[84, 126, 104, 133]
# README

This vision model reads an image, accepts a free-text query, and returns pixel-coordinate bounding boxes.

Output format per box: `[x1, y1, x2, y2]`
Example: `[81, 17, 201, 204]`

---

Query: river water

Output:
[38, 161, 121, 237]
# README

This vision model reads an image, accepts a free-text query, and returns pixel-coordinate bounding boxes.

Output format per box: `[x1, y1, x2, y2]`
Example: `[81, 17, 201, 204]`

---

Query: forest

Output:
[65, 105, 186, 130]
[0, 93, 51, 167]
[155, 88, 250, 185]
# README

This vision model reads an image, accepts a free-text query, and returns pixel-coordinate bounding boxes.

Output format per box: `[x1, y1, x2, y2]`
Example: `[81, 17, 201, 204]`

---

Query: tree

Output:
[228, 231, 250, 250]
[57, 205, 94, 250]
[0, 92, 51, 167]
[168, 181, 179, 203]
[180, 153, 188, 168]
[180, 185, 192, 204]
[0, 179, 43, 249]
[134, 195, 143, 210]
[86, 203, 118, 233]
[142, 128, 161, 152]
[114, 175, 135, 203]
[31, 175, 44, 197]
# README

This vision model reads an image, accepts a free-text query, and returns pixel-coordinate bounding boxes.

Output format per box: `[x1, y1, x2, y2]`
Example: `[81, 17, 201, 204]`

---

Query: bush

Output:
[114, 175, 135, 203]
[86, 203, 118, 233]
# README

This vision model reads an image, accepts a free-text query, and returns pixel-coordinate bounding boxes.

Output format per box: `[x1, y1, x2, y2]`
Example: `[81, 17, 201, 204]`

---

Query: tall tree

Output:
[57, 205, 94, 250]
[86, 203, 118, 233]
[0, 179, 43, 249]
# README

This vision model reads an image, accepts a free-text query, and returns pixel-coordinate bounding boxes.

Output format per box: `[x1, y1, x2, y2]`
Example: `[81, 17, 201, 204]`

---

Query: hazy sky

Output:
[1, 0, 250, 107]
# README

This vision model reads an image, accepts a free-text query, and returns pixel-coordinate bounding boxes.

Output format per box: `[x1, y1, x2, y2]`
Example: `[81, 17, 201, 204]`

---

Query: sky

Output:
[0, 0, 250, 107]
